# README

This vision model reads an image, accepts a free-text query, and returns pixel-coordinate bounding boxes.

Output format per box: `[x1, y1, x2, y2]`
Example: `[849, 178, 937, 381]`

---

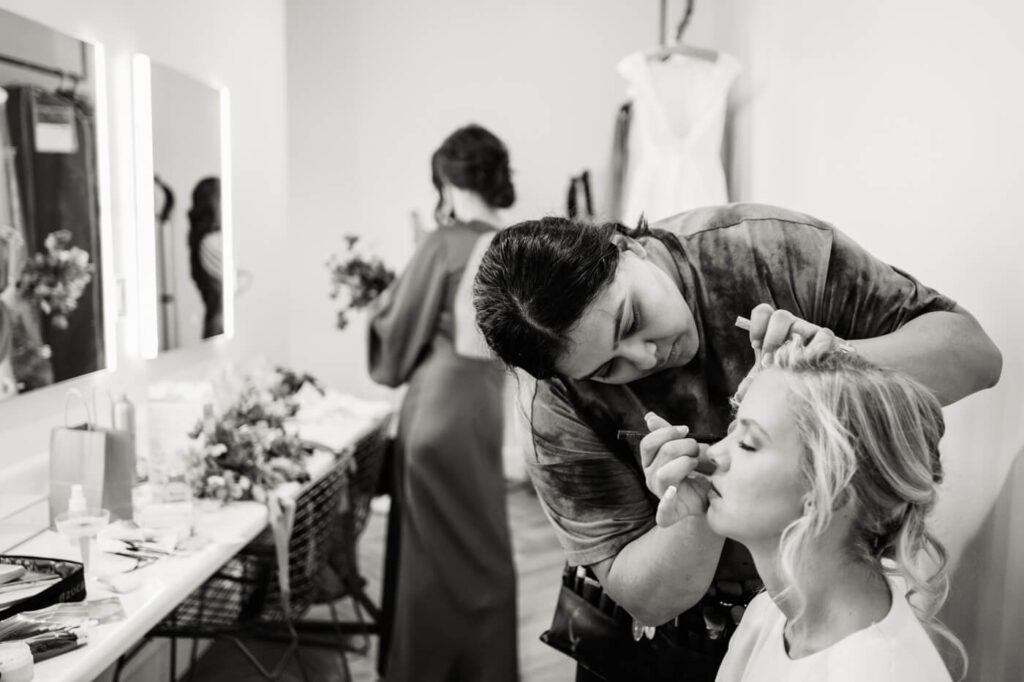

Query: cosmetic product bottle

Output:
[67, 484, 87, 517]
[112, 393, 138, 483]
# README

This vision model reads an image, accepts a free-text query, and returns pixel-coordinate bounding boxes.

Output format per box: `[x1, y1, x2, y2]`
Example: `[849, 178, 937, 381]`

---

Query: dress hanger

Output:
[154, 175, 175, 224]
[647, 0, 718, 63]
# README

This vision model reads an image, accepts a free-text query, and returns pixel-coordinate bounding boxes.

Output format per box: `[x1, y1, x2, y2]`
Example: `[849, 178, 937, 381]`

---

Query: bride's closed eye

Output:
[627, 304, 641, 335]
[728, 420, 757, 451]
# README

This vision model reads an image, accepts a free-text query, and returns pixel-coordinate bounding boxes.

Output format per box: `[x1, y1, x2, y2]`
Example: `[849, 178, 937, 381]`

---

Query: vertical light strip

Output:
[219, 87, 234, 340]
[131, 54, 158, 359]
[115, 56, 139, 357]
[92, 42, 118, 372]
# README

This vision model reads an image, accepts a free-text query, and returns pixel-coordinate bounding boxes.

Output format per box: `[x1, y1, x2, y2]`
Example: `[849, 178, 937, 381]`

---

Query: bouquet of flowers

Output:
[18, 230, 94, 330]
[326, 234, 395, 330]
[187, 367, 318, 502]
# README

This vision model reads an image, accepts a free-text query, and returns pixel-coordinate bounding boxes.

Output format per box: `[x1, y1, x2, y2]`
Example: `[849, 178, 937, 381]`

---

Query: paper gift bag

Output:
[49, 391, 134, 525]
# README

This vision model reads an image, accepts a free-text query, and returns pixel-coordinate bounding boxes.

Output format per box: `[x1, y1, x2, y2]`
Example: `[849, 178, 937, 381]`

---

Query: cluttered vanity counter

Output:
[0, 372, 393, 682]
[12, 500, 269, 682]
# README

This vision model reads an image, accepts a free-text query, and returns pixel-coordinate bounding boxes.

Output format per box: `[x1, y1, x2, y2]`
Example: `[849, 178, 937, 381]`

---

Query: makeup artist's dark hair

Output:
[473, 216, 651, 379]
[431, 124, 514, 223]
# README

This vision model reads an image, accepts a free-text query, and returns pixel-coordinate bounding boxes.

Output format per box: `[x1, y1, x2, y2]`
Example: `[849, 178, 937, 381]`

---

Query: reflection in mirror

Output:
[0, 7, 107, 399]
[136, 58, 226, 355]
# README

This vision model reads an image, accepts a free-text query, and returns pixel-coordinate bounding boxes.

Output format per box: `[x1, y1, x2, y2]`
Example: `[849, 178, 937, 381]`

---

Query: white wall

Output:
[285, 0, 665, 400]
[0, 0, 288, 490]
[696, 2, 1024, 679]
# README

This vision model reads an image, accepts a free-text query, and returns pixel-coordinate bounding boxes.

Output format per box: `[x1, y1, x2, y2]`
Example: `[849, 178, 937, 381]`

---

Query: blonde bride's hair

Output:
[756, 342, 966, 679]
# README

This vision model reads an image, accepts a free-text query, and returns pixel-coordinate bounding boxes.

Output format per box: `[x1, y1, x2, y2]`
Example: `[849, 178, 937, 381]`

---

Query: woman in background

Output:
[652, 337, 964, 681]
[368, 124, 518, 681]
[187, 176, 223, 339]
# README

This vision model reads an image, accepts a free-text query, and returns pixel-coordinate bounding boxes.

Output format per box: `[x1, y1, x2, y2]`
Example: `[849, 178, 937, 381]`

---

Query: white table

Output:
[19, 500, 268, 682]
[9, 401, 391, 682]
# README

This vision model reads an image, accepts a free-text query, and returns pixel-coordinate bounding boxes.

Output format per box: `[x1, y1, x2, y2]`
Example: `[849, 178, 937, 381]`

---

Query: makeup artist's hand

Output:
[640, 412, 712, 527]
[737, 305, 845, 401]
[747, 303, 843, 363]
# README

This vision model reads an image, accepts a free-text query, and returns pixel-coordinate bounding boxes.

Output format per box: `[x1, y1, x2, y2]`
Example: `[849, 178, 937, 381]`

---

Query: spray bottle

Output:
[112, 393, 138, 483]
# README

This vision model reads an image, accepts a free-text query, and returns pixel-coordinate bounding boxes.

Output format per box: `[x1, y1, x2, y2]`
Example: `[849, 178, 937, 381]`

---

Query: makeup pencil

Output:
[616, 429, 717, 444]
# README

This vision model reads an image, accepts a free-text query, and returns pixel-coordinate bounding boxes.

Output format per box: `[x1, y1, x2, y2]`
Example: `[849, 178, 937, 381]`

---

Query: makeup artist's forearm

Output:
[851, 307, 1001, 405]
[592, 517, 724, 625]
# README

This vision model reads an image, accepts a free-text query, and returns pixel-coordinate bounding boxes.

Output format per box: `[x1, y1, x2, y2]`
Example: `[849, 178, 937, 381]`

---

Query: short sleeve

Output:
[821, 228, 957, 340]
[520, 374, 655, 567]
[367, 235, 447, 387]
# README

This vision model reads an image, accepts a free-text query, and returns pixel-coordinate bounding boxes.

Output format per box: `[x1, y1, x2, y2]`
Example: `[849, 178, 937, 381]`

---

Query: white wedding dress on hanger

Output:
[617, 50, 740, 225]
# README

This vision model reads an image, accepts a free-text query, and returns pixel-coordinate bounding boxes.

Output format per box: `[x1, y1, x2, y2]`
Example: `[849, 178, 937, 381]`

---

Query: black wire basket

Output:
[151, 422, 391, 636]
[321, 422, 391, 602]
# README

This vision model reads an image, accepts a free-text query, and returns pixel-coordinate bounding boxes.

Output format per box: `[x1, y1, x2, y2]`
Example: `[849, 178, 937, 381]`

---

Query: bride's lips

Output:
[658, 335, 682, 367]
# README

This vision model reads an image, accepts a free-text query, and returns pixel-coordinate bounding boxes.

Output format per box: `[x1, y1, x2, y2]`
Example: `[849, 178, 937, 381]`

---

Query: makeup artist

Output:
[472, 203, 1001, 681]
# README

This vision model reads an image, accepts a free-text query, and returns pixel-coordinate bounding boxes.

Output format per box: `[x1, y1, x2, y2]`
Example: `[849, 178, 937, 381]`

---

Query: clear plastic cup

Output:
[54, 508, 110, 572]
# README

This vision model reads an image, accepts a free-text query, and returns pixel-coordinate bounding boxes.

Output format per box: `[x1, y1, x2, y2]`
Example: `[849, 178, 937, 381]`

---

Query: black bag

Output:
[540, 565, 736, 682]
[0, 556, 86, 621]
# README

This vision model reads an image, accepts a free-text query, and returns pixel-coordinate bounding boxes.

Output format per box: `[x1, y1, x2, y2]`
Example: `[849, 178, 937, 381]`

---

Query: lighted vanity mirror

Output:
[133, 56, 231, 357]
[0, 7, 111, 400]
